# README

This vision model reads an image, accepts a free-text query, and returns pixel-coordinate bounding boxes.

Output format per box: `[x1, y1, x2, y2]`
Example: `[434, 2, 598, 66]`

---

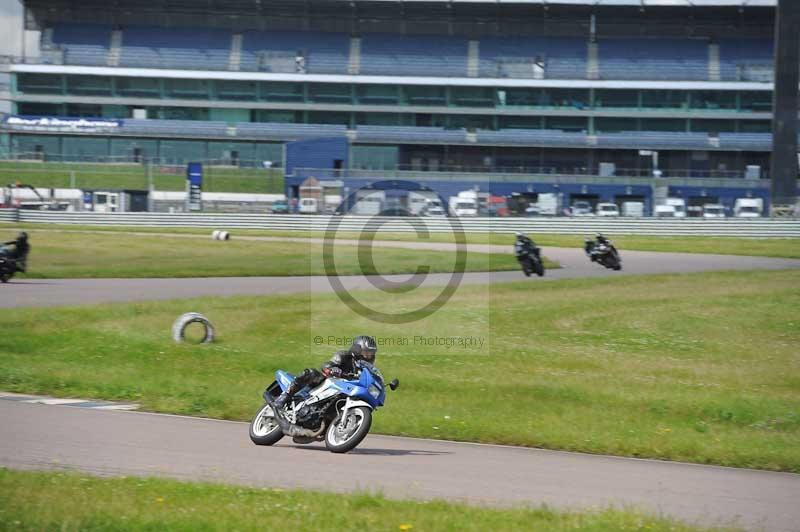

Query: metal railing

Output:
[2, 210, 798, 237]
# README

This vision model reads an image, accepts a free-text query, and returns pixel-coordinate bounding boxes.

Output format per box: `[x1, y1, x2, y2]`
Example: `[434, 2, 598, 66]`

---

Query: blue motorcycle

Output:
[250, 360, 399, 453]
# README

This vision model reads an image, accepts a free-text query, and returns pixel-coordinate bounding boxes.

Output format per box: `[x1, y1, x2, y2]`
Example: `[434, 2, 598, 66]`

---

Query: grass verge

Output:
[0, 229, 541, 278]
[0, 469, 729, 531]
[0, 270, 798, 472]
[6, 223, 800, 259]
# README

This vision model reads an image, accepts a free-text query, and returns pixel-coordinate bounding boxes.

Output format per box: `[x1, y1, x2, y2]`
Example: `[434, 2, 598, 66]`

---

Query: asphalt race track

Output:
[3, 245, 800, 308]
[2, 240, 800, 530]
[2, 400, 799, 531]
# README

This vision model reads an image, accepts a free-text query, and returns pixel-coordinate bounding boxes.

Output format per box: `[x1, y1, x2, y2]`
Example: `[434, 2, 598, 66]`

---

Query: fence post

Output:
[69, 171, 76, 189]
[147, 163, 154, 212]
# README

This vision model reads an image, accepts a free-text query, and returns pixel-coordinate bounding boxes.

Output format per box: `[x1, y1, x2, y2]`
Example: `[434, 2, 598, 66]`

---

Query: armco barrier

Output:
[1, 210, 799, 237]
[0, 209, 19, 223]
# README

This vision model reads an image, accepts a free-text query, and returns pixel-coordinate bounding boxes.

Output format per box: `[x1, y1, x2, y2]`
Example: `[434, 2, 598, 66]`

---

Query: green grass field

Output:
[0, 469, 725, 532]
[0, 229, 542, 278]
[8, 223, 800, 259]
[0, 162, 283, 193]
[1, 270, 798, 472]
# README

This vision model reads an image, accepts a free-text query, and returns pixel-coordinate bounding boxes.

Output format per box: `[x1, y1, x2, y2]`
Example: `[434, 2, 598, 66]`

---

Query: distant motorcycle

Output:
[515, 237, 545, 277]
[250, 360, 399, 453]
[585, 236, 622, 271]
[0, 246, 16, 283]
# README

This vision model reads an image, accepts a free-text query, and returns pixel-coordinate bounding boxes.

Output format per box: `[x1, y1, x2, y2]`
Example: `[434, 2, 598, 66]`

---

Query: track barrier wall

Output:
[2, 210, 799, 237]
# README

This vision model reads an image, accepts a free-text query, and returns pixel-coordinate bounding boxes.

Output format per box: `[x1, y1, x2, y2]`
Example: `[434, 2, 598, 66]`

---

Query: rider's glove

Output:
[323, 367, 342, 378]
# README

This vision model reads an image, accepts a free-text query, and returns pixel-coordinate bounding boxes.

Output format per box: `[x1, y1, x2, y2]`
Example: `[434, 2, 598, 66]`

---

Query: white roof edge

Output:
[11, 64, 775, 91]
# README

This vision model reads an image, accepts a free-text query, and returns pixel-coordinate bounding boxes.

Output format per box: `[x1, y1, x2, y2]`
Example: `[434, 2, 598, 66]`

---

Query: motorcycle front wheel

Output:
[325, 406, 372, 453]
[0, 272, 12, 283]
[249, 403, 284, 446]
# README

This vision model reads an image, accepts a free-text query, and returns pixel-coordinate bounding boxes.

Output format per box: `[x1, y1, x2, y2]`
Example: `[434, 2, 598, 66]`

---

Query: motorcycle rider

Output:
[273, 335, 378, 410]
[2, 232, 29, 272]
[584, 233, 611, 261]
[515, 232, 541, 257]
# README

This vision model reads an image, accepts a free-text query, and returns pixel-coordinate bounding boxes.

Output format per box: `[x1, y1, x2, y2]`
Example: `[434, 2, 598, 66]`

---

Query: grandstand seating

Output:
[51, 24, 111, 67]
[121, 119, 232, 137]
[719, 39, 773, 82]
[479, 37, 586, 79]
[234, 122, 348, 140]
[2, 113, 780, 153]
[359, 34, 468, 77]
[597, 131, 711, 149]
[476, 128, 587, 147]
[240, 31, 349, 74]
[718, 132, 772, 151]
[354, 125, 468, 143]
[119, 26, 231, 70]
[43, 25, 779, 84]
[597, 39, 708, 81]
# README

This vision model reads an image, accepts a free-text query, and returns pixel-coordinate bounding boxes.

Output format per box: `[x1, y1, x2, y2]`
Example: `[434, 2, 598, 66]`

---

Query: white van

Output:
[665, 198, 687, 218]
[622, 201, 644, 217]
[596, 202, 620, 217]
[654, 205, 677, 218]
[299, 198, 319, 214]
[734, 198, 763, 218]
[702, 204, 726, 218]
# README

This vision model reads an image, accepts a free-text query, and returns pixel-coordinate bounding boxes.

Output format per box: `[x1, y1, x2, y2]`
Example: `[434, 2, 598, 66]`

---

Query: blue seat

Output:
[598, 39, 708, 81]
[719, 39, 773, 82]
[479, 37, 586, 79]
[51, 23, 111, 66]
[360, 34, 468, 77]
[119, 26, 231, 70]
[240, 30, 349, 74]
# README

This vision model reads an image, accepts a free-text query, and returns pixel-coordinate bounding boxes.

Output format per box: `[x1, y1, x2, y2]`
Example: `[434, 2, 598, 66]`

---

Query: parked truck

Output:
[622, 201, 644, 217]
[535, 193, 560, 216]
[734, 198, 763, 218]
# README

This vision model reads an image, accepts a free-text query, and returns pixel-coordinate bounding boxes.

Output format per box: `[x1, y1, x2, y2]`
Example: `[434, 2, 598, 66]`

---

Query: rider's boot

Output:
[273, 382, 301, 411]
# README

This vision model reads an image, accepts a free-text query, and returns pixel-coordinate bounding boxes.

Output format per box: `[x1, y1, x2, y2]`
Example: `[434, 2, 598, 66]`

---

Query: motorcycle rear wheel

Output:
[533, 258, 545, 277]
[0, 273, 11, 283]
[325, 406, 372, 453]
[520, 257, 532, 277]
[249, 403, 284, 446]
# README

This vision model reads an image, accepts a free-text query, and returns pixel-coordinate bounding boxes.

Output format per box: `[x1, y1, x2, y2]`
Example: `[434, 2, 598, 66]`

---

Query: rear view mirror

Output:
[389, 379, 399, 391]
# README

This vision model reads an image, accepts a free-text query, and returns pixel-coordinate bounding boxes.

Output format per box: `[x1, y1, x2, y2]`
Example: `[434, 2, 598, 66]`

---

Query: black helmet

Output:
[350, 335, 378, 363]
[18, 232, 28, 241]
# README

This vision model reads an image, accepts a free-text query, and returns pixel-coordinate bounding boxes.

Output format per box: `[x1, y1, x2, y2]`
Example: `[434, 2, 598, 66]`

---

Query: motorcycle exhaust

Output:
[268, 398, 327, 438]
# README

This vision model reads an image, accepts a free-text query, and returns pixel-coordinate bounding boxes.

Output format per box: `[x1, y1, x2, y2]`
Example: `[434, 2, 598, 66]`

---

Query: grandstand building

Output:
[0, 0, 792, 212]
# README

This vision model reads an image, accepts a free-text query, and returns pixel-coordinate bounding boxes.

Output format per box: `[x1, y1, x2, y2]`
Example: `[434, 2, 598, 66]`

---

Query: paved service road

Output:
[1, 401, 798, 531]
[4, 246, 800, 308]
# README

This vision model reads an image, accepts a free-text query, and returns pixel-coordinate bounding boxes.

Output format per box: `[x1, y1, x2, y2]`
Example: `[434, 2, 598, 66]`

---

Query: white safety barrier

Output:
[1, 209, 799, 237]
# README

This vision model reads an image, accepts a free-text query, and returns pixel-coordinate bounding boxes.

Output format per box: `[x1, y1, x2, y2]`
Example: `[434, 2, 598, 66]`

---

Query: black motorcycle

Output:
[586, 238, 622, 271]
[0, 246, 16, 283]
[515, 238, 545, 277]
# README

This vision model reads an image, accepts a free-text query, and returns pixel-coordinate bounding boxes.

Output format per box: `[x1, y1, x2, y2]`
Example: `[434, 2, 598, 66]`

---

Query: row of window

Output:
[16, 74, 774, 112]
[14, 102, 775, 133]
